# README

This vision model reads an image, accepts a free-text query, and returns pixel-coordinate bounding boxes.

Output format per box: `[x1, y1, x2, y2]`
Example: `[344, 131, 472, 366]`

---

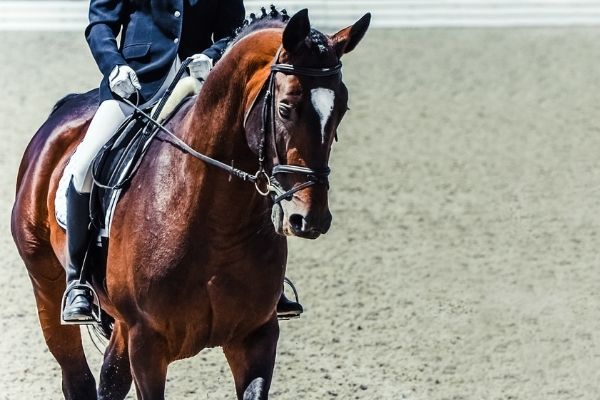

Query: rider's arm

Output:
[201, 0, 245, 62]
[85, 0, 127, 78]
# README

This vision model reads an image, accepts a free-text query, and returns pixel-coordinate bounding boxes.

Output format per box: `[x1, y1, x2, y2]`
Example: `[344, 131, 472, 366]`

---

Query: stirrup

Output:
[278, 277, 302, 321]
[60, 282, 102, 326]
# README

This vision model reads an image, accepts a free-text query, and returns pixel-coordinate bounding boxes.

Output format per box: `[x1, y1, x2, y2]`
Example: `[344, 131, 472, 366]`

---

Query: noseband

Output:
[254, 51, 342, 203]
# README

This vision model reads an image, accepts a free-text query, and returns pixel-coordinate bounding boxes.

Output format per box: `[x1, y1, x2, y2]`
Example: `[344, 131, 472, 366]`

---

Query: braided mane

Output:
[230, 5, 332, 56]
[231, 5, 290, 45]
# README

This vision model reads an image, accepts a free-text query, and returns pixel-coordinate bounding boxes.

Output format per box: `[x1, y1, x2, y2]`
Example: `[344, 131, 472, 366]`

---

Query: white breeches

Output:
[70, 58, 183, 193]
[70, 100, 133, 192]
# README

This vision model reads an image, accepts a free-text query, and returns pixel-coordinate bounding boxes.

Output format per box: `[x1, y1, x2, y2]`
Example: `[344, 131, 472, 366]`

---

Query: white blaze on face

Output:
[311, 88, 335, 143]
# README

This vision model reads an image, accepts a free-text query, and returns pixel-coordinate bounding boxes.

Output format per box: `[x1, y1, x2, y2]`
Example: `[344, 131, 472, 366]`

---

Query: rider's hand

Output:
[189, 54, 213, 81]
[108, 65, 141, 99]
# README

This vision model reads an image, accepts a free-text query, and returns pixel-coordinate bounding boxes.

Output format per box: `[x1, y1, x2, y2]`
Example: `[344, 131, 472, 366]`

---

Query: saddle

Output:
[90, 94, 195, 238]
[54, 74, 200, 237]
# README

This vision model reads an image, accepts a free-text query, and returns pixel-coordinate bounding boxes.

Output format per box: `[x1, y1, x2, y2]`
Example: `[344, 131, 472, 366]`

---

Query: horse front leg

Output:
[223, 318, 279, 400]
[98, 321, 132, 400]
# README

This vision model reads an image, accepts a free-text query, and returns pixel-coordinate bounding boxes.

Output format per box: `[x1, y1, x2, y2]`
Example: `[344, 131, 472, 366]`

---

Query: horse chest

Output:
[155, 236, 285, 347]
[198, 242, 284, 342]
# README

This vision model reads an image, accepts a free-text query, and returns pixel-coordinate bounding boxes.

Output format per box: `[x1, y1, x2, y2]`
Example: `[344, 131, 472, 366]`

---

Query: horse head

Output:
[244, 9, 371, 239]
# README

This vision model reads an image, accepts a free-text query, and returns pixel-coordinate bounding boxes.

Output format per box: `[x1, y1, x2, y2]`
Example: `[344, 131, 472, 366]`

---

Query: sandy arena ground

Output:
[2, 28, 600, 399]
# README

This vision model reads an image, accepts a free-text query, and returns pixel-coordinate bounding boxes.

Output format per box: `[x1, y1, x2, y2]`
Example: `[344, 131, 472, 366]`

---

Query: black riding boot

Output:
[61, 179, 95, 323]
[277, 293, 304, 319]
[277, 278, 303, 319]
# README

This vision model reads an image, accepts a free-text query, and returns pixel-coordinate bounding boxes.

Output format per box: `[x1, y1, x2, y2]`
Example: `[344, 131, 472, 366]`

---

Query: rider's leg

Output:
[70, 100, 134, 193]
[62, 100, 133, 323]
[61, 59, 181, 323]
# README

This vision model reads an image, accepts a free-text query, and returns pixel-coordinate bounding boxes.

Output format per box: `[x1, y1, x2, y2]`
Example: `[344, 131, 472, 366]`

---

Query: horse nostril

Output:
[289, 214, 305, 232]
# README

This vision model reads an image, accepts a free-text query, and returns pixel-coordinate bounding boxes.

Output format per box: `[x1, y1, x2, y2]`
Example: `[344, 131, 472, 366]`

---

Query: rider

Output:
[62, 0, 303, 323]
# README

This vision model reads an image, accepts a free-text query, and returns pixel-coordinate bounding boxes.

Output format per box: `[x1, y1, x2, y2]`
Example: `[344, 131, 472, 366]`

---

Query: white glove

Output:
[189, 54, 213, 81]
[108, 65, 141, 99]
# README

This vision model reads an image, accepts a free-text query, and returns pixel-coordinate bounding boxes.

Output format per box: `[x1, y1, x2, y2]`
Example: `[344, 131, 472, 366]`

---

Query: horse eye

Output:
[278, 103, 292, 119]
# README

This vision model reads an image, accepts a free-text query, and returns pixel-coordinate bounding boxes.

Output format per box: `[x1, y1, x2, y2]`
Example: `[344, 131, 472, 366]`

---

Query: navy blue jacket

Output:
[85, 0, 245, 103]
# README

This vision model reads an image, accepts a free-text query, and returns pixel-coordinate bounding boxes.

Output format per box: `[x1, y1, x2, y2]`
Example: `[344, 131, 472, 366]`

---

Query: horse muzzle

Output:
[271, 202, 332, 239]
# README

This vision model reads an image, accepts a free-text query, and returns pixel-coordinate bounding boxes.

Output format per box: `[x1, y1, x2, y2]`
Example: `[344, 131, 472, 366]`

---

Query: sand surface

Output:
[2, 28, 600, 399]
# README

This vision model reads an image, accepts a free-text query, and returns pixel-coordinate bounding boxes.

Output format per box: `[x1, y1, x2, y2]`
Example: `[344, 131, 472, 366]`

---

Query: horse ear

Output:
[282, 8, 311, 53]
[331, 13, 371, 57]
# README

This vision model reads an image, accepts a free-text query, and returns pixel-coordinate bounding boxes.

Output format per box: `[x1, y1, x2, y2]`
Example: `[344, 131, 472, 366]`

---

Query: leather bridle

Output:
[252, 49, 342, 203]
[119, 49, 342, 204]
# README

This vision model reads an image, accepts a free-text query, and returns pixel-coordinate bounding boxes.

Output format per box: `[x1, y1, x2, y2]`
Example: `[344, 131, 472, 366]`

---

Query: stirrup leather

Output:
[60, 282, 102, 326]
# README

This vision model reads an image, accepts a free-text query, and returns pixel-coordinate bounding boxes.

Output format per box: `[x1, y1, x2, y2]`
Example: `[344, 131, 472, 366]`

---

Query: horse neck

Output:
[182, 32, 281, 175]
[172, 39, 279, 233]
[183, 75, 248, 169]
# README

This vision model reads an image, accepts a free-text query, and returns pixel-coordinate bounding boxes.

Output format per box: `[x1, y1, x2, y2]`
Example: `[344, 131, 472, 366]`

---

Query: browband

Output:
[270, 63, 343, 77]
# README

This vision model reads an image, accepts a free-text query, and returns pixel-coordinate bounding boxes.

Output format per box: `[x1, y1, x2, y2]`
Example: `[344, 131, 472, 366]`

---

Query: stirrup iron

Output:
[278, 277, 302, 321]
[60, 282, 102, 326]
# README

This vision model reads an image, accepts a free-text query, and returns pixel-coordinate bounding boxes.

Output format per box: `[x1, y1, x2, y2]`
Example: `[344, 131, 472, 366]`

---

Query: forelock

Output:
[306, 29, 330, 55]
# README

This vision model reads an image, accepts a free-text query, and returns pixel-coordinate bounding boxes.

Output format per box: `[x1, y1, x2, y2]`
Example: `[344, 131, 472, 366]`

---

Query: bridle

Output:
[119, 48, 342, 204]
[252, 48, 342, 203]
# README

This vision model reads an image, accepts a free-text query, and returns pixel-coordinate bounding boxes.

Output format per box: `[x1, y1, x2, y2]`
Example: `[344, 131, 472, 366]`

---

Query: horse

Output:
[11, 8, 370, 399]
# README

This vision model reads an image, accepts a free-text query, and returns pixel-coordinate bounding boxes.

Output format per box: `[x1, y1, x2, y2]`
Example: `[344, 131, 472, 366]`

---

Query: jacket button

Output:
[174, 38, 179, 44]
[174, 10, 181, 17]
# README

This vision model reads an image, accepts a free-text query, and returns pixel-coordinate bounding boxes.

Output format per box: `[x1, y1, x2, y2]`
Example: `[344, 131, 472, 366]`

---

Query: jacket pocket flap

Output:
[122, 43, 151, 59]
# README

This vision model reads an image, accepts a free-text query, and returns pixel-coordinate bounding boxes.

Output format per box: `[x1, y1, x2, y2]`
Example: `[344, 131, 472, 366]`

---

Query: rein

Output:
[118, 100, 259, 183]
[122, 49, 342, 204]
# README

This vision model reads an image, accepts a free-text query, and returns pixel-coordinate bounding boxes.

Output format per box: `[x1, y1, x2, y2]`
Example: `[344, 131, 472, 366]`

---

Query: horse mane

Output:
[231, 5, 290, 45]
[230, 5, 332, 56]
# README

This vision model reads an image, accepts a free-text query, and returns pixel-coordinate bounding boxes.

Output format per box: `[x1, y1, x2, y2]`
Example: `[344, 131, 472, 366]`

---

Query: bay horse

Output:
[11, 9, 370, 399]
